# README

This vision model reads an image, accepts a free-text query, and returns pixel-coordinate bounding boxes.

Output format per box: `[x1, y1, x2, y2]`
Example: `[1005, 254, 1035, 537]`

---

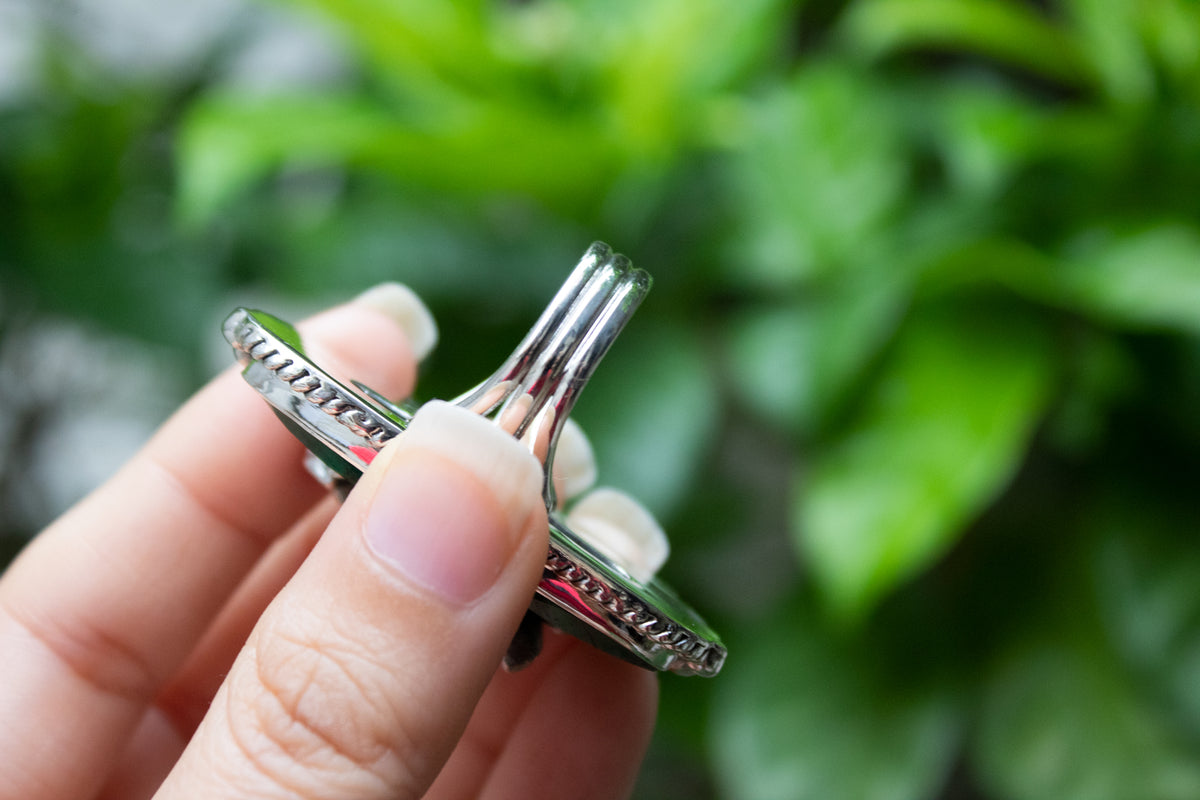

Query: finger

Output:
[425, 633, 657, 800]
[552, 418, 597, 508]
[566, 487, 669, 582]
[124, 421, 604, 794]
[156, 401, 549, 800]
[100, 499, 340, 800]
[422, 631, 580, 800]
[157, 498, 342, 733]
[0, 284, 433, 800]
[480, 637, 657, 800]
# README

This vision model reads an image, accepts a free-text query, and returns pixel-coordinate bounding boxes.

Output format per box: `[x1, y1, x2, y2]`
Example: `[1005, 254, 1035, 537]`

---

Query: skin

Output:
[0, 297, 657, 800]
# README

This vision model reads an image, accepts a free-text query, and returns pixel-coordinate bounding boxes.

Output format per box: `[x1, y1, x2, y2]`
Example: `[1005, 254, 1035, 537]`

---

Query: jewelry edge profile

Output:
[221, 247, 726, 678]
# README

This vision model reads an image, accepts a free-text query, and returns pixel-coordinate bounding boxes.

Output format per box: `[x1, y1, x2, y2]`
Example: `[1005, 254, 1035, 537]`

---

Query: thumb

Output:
[155, 401, 548, 800]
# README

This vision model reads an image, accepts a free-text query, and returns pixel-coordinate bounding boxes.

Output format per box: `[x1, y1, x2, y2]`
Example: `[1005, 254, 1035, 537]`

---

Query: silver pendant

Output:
[222, 243, 725, 677]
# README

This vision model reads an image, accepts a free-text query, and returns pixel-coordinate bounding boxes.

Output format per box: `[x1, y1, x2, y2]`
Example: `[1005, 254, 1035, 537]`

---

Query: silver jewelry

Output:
[223, 243, 726, 677]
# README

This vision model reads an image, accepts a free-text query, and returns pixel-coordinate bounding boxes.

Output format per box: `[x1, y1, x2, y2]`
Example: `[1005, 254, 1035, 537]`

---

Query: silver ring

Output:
[222, 243, 726, 677]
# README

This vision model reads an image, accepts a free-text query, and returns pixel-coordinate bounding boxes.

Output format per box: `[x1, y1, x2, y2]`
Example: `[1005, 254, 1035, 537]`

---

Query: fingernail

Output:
[567, 488, 669, 583]
[553, 418, 597, 502]
[354, 283, 439, 362]
[364, 401, 543, 604]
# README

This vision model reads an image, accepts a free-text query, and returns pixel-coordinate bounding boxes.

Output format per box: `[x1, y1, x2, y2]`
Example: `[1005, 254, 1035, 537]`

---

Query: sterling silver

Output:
[223, 243, 726, 677]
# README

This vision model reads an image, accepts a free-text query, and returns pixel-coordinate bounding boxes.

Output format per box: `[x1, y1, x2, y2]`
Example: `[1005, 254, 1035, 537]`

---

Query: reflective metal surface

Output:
[223, 243, 726, 677]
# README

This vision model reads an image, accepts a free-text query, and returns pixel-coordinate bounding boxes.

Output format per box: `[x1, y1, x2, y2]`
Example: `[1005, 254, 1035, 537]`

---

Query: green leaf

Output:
[711, 607, 958, 800]
[924, 80, 1048, 199]
[596, 0, 793, 153]
[725, 275, 906, 435]
[916, 80, 1126, 199]
[178, 91, 618, 225]
[974, 638, 1200, 800]
[571, 321, 719, 520]
[908, 61, 1142, 208]
[274, 0, 505, 93]
[1091, 499, 1200, 740]
[920, 224, 1200, 336]
[1065, 0, 1155, 105]
[178, 93, 399, 226]
[1053, 224, 1200, 335]
[1041, 331, 1134, 457]
[796, 305, 1053, 622]
[721, 65, 907, 287]
[841, 0, 1091, 88]
[1139, 0, 1200, 85]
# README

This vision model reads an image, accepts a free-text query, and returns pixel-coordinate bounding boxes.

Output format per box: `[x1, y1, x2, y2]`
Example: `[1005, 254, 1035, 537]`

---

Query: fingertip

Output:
[353, 282, 439, 362]
[554, 418, 597, 503]
[565, 487, 669, 582]
[299, 298, 422, 403]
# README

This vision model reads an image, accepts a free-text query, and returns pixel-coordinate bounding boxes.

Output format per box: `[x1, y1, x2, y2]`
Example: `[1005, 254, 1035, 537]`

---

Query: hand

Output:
[0, 287, 657, 800]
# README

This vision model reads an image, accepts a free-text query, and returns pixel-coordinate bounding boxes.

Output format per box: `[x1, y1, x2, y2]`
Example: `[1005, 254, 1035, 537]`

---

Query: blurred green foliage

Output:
[5, 0, 1200, 797]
